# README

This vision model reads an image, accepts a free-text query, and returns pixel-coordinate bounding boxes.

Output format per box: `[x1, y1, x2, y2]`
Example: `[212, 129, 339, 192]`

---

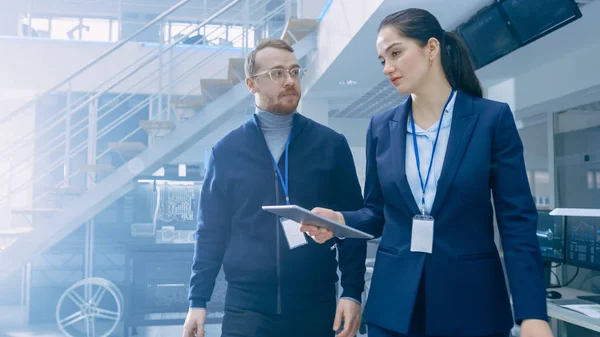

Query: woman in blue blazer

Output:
[302, 8, 552, 337]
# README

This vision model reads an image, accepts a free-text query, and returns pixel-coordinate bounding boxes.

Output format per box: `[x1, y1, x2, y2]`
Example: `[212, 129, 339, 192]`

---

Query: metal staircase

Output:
[0, 0, 318, 283]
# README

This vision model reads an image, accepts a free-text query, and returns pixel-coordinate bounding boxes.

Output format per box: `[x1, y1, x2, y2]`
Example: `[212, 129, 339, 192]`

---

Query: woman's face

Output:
[376, 26, 433, 95]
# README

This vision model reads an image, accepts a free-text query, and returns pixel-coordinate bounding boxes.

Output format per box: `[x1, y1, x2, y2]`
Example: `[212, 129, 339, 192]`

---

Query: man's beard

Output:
[259, 93, 299, 115]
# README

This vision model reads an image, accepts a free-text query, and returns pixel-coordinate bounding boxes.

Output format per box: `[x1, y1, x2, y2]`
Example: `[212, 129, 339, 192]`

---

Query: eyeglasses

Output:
[251, 67, 307, 83]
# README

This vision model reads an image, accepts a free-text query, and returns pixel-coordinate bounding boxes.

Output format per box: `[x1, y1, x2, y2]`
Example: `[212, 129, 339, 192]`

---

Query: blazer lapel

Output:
[430, 91, 479, 217]
[389, 100, 421, 216]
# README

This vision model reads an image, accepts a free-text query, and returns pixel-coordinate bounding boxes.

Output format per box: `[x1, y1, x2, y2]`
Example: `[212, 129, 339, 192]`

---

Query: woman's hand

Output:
[299, 207, 344, 244]
[520, 319, 554, 337]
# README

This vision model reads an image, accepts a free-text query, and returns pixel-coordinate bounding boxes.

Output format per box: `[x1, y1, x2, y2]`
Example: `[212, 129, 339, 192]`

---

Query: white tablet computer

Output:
[262, 205, 374, 240]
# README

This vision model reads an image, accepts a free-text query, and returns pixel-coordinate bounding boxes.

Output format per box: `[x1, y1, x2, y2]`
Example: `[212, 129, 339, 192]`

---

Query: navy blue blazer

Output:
[342, 91, 547, 336]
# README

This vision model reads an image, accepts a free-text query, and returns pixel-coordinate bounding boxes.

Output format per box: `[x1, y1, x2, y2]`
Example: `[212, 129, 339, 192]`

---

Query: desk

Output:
[547, 287, 600, 333]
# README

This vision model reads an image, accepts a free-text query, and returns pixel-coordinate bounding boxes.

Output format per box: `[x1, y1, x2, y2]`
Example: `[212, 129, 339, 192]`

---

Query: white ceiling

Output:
[308, 0, 598, 120]
[304, 0, 494, 118]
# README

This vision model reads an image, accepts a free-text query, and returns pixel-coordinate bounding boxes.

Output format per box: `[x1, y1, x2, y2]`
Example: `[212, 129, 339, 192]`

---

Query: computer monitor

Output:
[566, 216, 600, 270]
[499, 0, 582, 45]
[537, 209, 566, 262]
[456, 3, 520, 69]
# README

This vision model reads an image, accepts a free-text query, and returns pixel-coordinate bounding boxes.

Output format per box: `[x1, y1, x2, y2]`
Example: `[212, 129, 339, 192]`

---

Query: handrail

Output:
[0, 0, 243, 159]
[0, 0, 295, 205]
[0, 17, 254, 182]
[0, 0, 195, 125]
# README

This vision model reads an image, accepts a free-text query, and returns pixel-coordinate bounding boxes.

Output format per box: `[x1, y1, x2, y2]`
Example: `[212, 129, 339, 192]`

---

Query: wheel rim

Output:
[56, 277, 123, 337]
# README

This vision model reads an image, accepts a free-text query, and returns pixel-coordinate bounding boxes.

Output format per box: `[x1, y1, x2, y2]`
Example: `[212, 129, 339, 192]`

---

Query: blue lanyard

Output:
[271, 128, 293, 205]
[410, 90, 455, 215]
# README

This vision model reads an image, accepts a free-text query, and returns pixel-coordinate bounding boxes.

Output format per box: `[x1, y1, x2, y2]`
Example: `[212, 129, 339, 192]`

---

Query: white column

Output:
[0, 2, 21, 37]
[351, 146, 366, 192]
[298, 98, 329, 126]
[485, 78, 516, 112]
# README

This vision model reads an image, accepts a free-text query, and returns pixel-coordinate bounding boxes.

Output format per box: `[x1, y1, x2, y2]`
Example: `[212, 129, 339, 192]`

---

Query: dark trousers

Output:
[221, 300, 336, 337]
[367, 324, 509, 337]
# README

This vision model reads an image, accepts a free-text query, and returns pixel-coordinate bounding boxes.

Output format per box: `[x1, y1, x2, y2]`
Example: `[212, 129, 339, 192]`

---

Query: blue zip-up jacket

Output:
[188, 113, 367, 314]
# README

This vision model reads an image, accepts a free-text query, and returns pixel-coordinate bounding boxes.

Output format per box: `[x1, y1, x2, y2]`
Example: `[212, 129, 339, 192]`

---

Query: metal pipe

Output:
[158, 19, 165, 121]
[64, 86, 72, 187]
[117, 0, 123, 40]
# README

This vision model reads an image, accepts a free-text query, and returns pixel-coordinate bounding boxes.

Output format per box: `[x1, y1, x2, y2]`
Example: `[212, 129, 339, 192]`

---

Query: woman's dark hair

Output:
[378, 8, 483, 98]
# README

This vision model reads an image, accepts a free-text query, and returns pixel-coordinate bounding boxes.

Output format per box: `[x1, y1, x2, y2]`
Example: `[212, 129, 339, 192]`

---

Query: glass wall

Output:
[519, 122, 551, 209]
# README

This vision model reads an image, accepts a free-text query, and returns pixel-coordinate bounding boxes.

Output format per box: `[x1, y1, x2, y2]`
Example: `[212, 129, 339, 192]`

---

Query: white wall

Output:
[519, 123, 549, 172]
[0, 2, 19, 36]
[303, 0, 386, 93]
[0, 37, 244, 96]
[329, 117, 370, 190]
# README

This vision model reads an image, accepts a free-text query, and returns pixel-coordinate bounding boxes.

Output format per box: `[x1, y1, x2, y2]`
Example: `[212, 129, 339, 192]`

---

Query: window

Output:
[229, 26, 244, 47]
[247, 28, 255, 48]
[205, 24, 227, 44]
[167, 22, 201, 42]
[161, 21, 254, 47]
[589, 171, 596, 190]
[50, 17, 81, 40]
[519, 123, 550, 207]
[20, 17, 50, 37]
[229, 26, 256, 48]
[31, 18, 50, 32]
[20, 16, 118, 42]
[596, 171, 600, 190]
[80, 18, 111, 42]
[111, 20, 120, 42]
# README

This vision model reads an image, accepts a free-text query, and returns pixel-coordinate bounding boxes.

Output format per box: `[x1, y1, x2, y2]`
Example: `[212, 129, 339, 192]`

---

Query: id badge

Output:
[411, 215, 434, 254]
[281, 218, 308, 249]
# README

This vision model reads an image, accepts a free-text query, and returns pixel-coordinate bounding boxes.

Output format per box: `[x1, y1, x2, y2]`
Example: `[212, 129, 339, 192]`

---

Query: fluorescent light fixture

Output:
[339, 80, 358, 85]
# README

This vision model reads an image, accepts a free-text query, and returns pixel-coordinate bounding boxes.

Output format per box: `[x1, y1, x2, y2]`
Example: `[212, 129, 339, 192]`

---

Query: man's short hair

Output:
[244, 39, 294, 78]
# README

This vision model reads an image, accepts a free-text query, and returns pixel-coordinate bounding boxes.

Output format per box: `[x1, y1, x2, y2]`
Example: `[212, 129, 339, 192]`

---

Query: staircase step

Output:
[78, 164, 116, 173]
[11, 208, 59, 215]
[200, 79, 235, 102]
[108, 141, 147, 157]
[48, 186, 86, 195]
[228, 58, 246, 83]
[0, 227, 33, 236]
[140, 120, 176, 138]
[0, 31, 318, 282]
[281, 19, 319, 46]
[171, 96, 206, 120]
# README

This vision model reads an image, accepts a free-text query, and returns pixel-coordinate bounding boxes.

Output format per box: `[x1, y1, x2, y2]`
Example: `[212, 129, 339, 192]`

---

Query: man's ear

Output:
[246, 77, 258, 94]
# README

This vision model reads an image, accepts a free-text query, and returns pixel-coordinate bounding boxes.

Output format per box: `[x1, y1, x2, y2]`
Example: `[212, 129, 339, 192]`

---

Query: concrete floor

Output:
[0, 323, 371, 337]
[0, 324, 223, 337]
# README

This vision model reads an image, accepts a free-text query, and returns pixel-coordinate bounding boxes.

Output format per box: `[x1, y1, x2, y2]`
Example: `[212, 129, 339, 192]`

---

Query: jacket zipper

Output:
[274, 169, 282, 314]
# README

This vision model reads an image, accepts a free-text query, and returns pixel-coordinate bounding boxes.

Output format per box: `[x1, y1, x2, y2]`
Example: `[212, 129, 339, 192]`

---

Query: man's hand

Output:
[182, 308, 207, 337]
[333, 298, 362, 337]
[520, 319, 553, 337]
[299, 207, 343, 244]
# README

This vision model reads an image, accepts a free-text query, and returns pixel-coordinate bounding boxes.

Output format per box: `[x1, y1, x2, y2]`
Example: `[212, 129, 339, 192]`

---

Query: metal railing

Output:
[0, 0, 293, 210]
[0, 0, 242, 158]
[1, 0, 193, 125]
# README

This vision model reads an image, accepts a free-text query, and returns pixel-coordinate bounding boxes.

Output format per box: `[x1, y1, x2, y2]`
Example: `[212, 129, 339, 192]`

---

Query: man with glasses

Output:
[182, 39, 367, 337]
